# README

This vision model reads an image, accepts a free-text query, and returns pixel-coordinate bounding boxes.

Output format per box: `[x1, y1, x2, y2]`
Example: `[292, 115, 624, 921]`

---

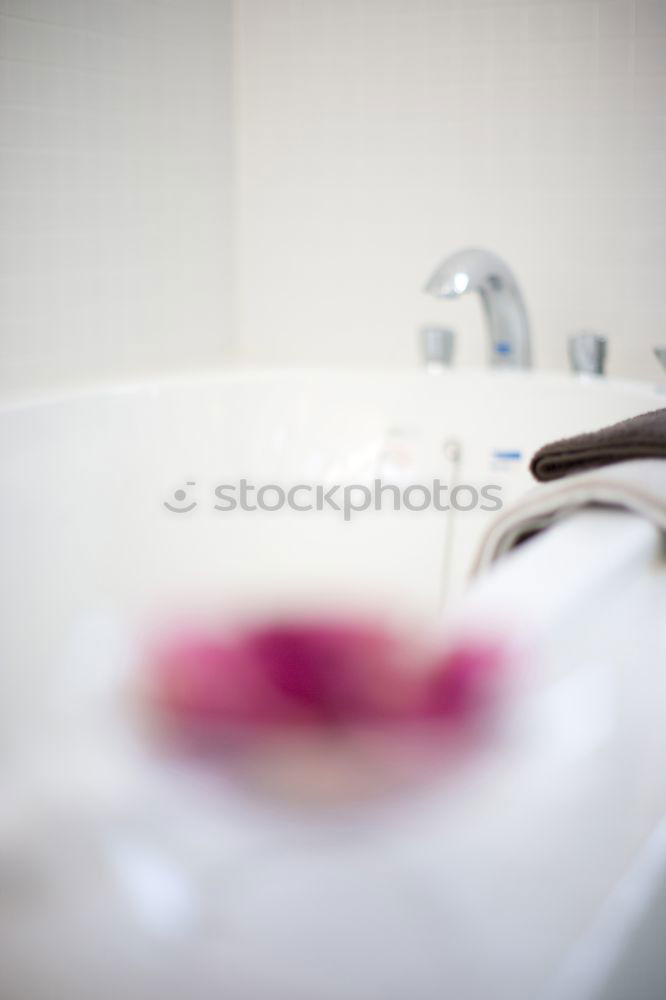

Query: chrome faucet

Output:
[423, 248, 531, 369]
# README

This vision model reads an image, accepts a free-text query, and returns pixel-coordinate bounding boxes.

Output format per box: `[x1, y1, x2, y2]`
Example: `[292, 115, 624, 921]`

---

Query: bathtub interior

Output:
[1, 368, 666, 1000]
[0, 368, 663, 735]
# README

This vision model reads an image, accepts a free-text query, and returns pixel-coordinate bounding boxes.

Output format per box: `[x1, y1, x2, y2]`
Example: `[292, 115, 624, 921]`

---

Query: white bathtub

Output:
[1, 367, 663, 679]
[0, 368, 664, 1000]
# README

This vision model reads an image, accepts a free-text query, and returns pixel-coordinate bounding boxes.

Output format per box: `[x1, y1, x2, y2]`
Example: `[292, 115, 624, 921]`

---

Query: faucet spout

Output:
[424, 247, 531, 369]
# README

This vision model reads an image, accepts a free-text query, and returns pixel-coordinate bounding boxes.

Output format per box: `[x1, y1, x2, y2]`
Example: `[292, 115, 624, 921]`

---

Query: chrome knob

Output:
[568, 331, 607, 375]
[420, 326, 455, 369]
[654, 346, 666, 370]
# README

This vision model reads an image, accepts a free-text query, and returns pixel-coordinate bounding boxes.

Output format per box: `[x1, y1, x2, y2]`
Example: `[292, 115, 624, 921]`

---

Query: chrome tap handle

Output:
[420, 326, 455, 368]
[568, 331, 607, 375]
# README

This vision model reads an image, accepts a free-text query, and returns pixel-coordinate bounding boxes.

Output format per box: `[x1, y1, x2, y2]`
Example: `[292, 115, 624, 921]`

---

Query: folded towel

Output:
[473, 459, 666, 573]
[530, 407, 666, 482]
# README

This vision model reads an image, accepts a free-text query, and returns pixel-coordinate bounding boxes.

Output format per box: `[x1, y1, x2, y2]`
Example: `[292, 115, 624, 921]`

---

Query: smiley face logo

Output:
[164, 482, 198, 513]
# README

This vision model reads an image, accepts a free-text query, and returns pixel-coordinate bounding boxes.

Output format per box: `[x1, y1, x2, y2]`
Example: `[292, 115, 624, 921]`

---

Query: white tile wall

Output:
[0, 0, 234, 397]
[234, 0, 666, 380]
[2, 1, 664, 393]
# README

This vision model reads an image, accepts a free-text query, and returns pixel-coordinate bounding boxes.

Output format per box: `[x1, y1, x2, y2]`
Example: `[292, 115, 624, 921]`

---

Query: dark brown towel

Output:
[530, 407, 666, 482]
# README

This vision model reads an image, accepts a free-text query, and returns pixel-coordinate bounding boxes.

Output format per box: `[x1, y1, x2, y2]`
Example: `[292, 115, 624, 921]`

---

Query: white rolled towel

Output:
[473, 459, 666, 574]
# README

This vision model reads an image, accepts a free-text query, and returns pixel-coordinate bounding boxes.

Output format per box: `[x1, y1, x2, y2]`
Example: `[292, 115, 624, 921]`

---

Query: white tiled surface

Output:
[0, 0, 234, 397]
[1, 1, 664, 395]
[234, 0, 666, 380]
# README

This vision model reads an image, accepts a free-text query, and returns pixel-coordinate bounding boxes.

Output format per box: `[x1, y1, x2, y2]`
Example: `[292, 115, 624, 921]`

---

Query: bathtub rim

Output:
[0, 366, 664, 417]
